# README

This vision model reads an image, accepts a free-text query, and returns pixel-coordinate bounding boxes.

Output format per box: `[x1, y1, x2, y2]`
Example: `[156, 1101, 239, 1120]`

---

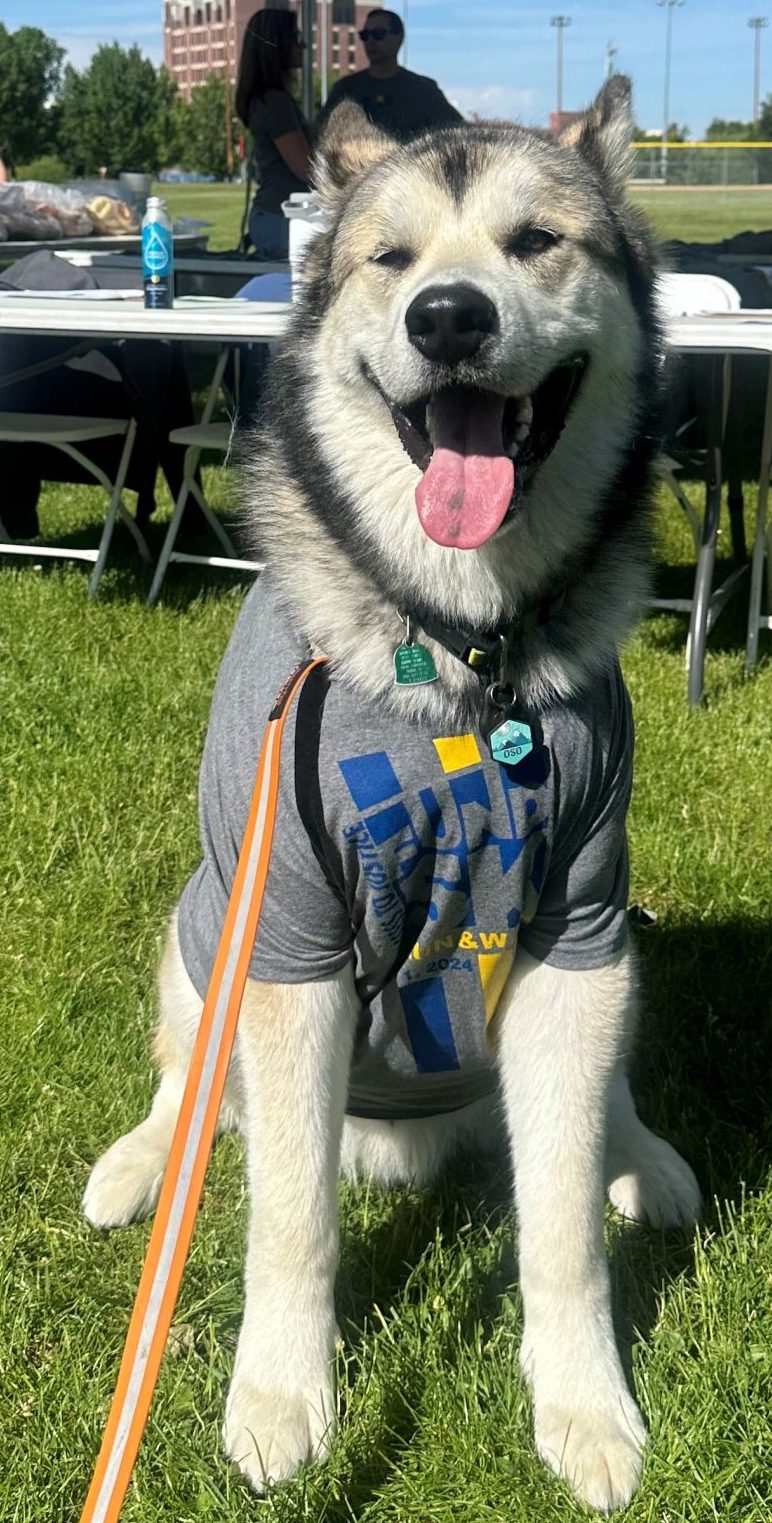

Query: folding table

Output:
[667, 312, 772, 684]
[0, 292, 289, 593]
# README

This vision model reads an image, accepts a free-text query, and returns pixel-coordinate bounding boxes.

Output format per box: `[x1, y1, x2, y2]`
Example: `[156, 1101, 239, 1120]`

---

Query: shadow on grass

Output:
[632, 917, 772, 1201]
[612, 914, 772, 1367]
[645, 552, 757, 655]
[1, 517, 256, 606]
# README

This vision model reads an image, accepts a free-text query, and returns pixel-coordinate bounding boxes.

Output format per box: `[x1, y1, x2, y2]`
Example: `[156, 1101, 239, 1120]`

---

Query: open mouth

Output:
[382, 355, 588, 550]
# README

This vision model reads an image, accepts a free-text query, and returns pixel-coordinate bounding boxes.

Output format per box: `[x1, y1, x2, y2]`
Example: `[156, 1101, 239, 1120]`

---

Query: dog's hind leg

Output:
[605, 1067, 700, 1228]
[493, 947, 646, 1515]
[222, 965, 357, 1493]
[82, 908, 241, 1230]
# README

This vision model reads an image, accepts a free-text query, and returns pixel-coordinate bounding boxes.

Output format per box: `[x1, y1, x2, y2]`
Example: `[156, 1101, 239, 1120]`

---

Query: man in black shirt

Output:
[320, 8, 463, 139]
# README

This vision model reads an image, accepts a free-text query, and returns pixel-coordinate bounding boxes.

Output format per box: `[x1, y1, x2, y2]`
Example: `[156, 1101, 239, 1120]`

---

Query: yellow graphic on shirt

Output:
[408, 928, 516, 961]
[432, 733, 481, 773]
[477, 949, 516, 1023]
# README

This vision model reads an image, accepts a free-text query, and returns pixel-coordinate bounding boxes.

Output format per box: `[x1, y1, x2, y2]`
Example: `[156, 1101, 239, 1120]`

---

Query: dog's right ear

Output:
[314, 101, 396, 211]
[560, 75, 633, 194]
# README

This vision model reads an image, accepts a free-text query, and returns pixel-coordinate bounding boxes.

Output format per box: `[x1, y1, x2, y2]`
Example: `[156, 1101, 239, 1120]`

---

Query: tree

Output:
[0, 25, 64, 165]
[59, 44, 170, 176]
[176, 76, 238, 179]
[706, 117, 754, 140]
[755, 95, 772, 140]
[314, 71, 343, 110]
[156, 67, 187, 169]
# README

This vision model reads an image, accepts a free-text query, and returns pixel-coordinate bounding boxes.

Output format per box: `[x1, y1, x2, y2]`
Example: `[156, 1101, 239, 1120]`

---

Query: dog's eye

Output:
[371, 248, 414, 271]
[505, 227, 562, 260]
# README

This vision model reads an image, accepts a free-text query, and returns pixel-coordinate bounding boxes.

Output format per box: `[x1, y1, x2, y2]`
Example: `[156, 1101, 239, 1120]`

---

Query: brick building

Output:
[163, 1, 373, 101]
[549, 110, 581, 135]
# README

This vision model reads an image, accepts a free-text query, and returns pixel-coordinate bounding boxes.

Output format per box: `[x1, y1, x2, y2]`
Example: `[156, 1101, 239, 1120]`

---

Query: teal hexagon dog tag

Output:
[489, 717, 533, 765]
[394, 641, 438, 685]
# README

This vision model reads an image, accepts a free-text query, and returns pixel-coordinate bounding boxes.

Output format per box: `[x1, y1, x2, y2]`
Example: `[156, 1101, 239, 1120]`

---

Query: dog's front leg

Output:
[494, 947, 645, 1514]
[223, 966, 357, 1492]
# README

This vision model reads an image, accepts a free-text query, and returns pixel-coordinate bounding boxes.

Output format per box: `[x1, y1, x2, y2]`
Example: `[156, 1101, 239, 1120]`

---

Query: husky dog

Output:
[84, 80, 700, 1513]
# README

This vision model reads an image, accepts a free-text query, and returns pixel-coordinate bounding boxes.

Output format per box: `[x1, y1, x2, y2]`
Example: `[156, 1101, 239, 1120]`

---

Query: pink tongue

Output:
[415, 388, 515, 549]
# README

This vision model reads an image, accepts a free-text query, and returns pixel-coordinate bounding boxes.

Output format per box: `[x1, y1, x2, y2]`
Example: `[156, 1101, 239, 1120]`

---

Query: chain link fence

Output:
[631, 142, 772, 186]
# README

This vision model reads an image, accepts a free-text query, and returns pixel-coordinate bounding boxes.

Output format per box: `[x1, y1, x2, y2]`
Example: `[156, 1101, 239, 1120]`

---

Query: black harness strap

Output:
[293, 661, 347, 906]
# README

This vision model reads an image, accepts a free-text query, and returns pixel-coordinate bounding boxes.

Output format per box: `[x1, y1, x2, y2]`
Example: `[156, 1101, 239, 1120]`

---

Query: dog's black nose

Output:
[405, 284, 498, 365]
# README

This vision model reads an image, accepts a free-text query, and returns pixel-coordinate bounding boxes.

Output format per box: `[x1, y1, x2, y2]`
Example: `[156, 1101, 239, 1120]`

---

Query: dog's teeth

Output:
[515, 397, 533, 425]
[425, 397, 441, 448]
[514, 422, 530, 442]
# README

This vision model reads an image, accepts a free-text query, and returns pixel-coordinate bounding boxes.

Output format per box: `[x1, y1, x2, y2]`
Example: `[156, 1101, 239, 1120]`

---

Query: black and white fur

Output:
[83, 81, 700, 1514]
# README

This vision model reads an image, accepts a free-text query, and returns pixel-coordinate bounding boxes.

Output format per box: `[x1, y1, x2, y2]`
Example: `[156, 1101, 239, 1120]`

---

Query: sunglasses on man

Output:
[358, 27, 393, 42]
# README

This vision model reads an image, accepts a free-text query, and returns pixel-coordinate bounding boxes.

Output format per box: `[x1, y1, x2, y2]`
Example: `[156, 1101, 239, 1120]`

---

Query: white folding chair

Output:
[656, 272, 742, 318]
[653, 272, 748, 703]
[146, 346, 264, 607]
[146, 420, 263, 606]
[0, 413, 149, 597]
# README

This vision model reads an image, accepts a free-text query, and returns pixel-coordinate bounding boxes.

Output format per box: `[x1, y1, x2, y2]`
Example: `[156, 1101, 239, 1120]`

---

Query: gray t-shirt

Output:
[248, 90, 310, 213]
[178, 579, 633, 1119]
[322, 67, 463, 139]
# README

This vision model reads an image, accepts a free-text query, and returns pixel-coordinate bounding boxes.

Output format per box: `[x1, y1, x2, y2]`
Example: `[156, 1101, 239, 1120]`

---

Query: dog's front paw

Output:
[223, 1376, 335, 1491]
[607, 1130, 700, 1229]
[535, 1395, 646, 1514]
[82, 1125, 168, 1229]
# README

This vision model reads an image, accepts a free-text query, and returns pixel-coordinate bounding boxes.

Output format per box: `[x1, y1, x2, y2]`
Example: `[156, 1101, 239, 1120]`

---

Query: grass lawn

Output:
[2, 480, 771, 1522]
[630, 185, 772, 243]
[161, 181, 249, 253]
[2, 185, 772, 1520]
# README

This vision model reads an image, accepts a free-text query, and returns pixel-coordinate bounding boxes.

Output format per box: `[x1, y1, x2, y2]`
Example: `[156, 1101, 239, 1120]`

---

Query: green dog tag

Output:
[394, 641, 438, 686]
[489, 717, 533, 765]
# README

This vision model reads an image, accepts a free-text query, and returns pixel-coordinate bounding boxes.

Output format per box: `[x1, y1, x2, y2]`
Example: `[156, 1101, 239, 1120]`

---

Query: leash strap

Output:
[79, 657, 326, 1523]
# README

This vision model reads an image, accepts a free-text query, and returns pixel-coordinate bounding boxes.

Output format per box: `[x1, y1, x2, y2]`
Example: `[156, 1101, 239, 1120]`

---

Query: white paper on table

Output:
[0, 287, 143, 300]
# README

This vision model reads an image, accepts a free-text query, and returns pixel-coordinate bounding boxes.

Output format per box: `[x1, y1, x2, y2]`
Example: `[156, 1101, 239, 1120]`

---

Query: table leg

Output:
[687, 355, 724, 706]
[200, 345, 230, 425]
[746, 356, 772, 671]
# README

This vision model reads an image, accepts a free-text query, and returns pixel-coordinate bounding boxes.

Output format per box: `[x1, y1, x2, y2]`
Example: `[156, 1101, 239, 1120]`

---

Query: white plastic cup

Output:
[281, 191, 326, 296]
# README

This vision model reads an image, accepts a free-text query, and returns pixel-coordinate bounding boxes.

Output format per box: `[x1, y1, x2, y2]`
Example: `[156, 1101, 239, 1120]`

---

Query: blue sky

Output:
[2, 1, 768, 135]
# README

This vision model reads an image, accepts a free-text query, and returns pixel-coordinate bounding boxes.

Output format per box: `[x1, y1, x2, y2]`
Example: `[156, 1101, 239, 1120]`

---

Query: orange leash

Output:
[79, 659, 326, 1523]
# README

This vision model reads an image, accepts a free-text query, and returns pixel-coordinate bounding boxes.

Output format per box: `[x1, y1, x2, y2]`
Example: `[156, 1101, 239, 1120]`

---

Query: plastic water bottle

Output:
[141, 196, 174, 309]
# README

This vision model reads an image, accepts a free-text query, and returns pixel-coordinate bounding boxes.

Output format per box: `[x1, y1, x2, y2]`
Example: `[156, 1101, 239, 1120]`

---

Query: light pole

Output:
[550, 16, 571, 117]
[749, 17, 768, 125]
[658, 0, 685, 184]
[301, 0, 315, 121]
[605, 41, 618, 80]
[320, 0, 328, 107]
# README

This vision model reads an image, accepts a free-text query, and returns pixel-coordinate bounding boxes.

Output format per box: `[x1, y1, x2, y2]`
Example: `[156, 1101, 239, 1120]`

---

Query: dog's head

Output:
[256, 82, 661, 707]
[295, 80, 658, 565]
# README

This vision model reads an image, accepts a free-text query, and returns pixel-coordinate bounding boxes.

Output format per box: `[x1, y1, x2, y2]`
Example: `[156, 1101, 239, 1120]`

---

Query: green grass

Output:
[157, 181, 772, 253]
[161, 181, 249, 253]
[630, 185, 772, 243]
[1, 470, 771, 1521]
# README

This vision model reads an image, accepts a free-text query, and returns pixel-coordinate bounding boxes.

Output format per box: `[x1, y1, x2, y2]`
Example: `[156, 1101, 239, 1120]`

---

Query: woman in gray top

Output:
[236, 8, 312, 259]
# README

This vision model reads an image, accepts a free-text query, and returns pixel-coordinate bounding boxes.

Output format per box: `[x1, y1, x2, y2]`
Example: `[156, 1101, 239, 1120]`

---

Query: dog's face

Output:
[297, 79, 658, 571]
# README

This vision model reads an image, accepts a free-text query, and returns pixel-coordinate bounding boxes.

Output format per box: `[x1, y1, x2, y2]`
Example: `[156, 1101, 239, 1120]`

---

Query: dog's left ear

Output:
[314, 101, 396, 210]
[560, 75, 633, 193]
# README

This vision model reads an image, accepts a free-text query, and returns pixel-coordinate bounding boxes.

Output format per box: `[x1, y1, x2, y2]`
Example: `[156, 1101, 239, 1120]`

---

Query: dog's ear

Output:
[560, 75, 633, 193]
[314, 101, 396, 210]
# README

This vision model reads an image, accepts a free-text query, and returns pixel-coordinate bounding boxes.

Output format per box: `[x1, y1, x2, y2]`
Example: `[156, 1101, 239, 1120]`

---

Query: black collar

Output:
[412, 587, 566, 684]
